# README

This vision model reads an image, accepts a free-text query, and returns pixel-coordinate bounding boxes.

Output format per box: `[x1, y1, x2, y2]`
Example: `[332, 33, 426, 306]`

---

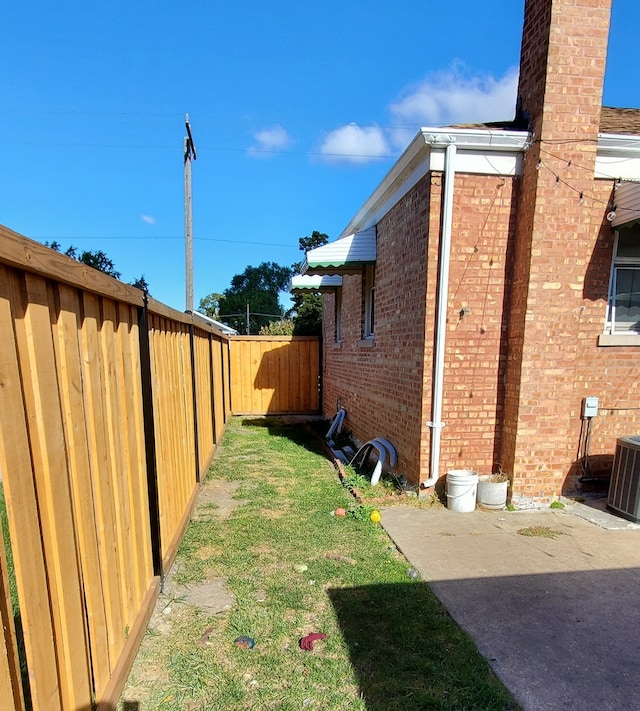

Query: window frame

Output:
[334, 287, 343, 343]
[362, 265, 375, 340]
[605, 225, 640, 335]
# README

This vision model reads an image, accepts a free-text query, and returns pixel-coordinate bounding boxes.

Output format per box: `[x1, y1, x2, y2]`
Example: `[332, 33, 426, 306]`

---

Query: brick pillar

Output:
[501, 0, 612, 499]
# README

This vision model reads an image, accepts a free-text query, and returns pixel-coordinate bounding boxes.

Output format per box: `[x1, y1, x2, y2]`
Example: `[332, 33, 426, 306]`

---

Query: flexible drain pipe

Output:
[422, 140, 457, 489]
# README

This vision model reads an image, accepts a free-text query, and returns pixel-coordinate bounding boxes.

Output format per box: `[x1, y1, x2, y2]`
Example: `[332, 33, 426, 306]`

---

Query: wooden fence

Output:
[229, 336, 320, 415]
[0, 226, 231, 710]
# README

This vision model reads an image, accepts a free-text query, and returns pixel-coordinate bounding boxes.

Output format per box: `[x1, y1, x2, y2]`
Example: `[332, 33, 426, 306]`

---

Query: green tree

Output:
[259, 319, 295, 336]
[77, 249, 121, 278]
[291, 231, 329, 336]
[197, 293, 224, 320]
[130, 275, 151, 295]
[46, 241, 122, 279]
[215, 262, 292, 334]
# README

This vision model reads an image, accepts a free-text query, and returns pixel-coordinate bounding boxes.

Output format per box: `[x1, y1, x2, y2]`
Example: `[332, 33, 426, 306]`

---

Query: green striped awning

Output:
[289, 275, 343, 293]
[301, 227, 376, 275]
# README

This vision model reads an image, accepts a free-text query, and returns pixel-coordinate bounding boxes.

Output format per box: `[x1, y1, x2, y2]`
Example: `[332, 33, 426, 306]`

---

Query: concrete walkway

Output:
[381, 503, 640, 711]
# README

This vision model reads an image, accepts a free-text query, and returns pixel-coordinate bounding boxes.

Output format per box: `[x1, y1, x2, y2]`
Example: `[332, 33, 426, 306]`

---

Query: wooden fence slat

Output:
[292, 340, 302, 413]
[0, 507, 25, 711]
[276, 342, 286, 413]
[0, 267, 62, 710]
[213, 338, 224, 441]
[116, 303, 153, 610]
[53, 284, 111, 695]
[100, 300, 136, 634]
[80, 292, 126, 669]
[19, 274, 92, 709]
[150, 318, 170, 550]
[225, 337, 233, 414]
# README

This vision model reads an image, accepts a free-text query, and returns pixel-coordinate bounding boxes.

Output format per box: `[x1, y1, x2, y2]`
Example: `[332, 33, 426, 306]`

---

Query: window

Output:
[334, 288, 343, 342]
[363, 265, 375, 339]
[607, 223, 640, 334]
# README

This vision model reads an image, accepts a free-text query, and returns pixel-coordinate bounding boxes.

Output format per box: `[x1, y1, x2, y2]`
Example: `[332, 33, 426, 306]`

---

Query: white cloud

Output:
[318, 123, 391, 165]
[141, 214, 156, 225]
[248, 125, 294, 157]
[388, 64, 519, 149]
[313, 65, 518, 166]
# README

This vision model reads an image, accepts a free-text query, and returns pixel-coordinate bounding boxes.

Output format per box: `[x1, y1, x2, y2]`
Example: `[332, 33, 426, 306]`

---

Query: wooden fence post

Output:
[137, 296, 162, 580]
[221, 339, 229, 422]
[188, 324, 201, 484]
[209, 333, 218, 445]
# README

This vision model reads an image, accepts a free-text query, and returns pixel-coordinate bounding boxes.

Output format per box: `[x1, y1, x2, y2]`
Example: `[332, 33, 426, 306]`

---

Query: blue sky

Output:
[1, 0, 637, 312]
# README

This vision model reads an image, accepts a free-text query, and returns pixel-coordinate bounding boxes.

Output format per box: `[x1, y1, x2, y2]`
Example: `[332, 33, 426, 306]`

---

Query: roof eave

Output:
[339, 127, 529, 238]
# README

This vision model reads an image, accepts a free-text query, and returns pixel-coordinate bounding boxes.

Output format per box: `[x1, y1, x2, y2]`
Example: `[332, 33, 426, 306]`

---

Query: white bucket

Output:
[446, 470, 478, 513]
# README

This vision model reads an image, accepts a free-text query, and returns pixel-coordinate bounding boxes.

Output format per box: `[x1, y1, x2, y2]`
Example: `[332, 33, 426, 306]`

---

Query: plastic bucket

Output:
[446, 470, 478, 512]
[477, 475, 508, 510]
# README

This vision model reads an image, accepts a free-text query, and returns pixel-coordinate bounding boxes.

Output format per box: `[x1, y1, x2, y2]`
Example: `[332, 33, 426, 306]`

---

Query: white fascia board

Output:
[339, 127, 528, 238]
[429, 148, 523, 175]
[595, 133, 640, 181]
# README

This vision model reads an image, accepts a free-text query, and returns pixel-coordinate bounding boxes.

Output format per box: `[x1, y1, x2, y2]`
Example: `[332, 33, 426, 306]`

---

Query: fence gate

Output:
[229, 336, 320, 415]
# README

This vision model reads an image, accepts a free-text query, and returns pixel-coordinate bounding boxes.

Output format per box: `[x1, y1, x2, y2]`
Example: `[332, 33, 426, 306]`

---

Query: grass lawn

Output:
[119, 418, 519, 710]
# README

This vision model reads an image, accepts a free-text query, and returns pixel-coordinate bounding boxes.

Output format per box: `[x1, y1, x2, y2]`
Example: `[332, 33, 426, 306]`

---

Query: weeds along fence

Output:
[0, 226, 231, 710]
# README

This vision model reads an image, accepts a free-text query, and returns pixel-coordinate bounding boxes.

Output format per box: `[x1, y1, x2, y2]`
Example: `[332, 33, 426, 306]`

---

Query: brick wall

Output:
[322, 0, 639, 500]
[322, 177, 433, 487]
[502, 0, 614, 499]
[323, 171, 519, 489]
[431, 174, 518, 479]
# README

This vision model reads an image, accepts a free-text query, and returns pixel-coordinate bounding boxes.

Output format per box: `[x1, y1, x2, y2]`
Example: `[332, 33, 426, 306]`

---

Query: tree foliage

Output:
[130, 274, 151, 295]
[198, 232, 330, 337]
[46, 241, 122, 279]
[46, 240, 150, 292]
[291, 231, 329, 336]
[198, 293, 223, 320]
[210, 261, 293, 334]
[259, 319, 295, 336]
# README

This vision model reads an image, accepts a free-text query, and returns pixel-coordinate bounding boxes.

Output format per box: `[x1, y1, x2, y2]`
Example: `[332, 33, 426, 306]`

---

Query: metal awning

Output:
[290, 275, 343, 292]
[612, 182, 640, 228]
[301, 227, 376, 275]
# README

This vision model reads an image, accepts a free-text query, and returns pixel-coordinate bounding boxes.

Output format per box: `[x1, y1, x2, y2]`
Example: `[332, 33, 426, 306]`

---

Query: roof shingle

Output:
[448, 107, 640, 136]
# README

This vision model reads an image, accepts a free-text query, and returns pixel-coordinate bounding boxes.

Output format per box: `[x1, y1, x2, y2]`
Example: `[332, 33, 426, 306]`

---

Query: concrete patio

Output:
[381, 501, 640, 711]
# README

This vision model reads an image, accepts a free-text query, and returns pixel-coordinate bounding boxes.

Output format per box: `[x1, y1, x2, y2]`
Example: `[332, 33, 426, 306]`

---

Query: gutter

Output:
[421, 139, 457, 490]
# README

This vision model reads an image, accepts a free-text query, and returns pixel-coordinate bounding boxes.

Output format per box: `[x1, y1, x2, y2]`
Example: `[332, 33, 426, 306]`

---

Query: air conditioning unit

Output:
[607, 435, 640, 522]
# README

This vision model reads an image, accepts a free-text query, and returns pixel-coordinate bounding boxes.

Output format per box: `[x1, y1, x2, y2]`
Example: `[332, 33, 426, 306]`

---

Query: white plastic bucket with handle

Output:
[446, 470, 478, 512]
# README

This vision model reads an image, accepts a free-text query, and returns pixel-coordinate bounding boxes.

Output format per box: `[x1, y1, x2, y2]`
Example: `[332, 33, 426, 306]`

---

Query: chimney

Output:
[516, 0, 612, 143]
[501, 0, 613, 499]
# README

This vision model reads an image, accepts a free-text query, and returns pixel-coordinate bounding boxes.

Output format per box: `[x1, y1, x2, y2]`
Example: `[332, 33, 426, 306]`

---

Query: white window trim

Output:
[602, 227, 640, 345]
[363, 265, 375, 339]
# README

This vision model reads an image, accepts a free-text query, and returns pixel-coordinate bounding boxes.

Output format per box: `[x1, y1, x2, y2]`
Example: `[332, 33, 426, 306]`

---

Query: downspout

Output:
[422, 140, 457, 489]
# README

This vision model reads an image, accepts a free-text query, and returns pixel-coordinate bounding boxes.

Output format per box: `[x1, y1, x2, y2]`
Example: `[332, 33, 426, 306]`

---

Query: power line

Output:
[31, 236, 296, 247]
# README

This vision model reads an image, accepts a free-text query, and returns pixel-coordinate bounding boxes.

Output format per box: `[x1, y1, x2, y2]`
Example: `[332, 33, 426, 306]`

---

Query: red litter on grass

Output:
[299, 632, 327, 651]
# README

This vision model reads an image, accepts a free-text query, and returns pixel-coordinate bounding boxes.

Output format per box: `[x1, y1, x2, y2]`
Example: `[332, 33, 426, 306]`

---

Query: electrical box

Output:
[581, 396, 599, 418]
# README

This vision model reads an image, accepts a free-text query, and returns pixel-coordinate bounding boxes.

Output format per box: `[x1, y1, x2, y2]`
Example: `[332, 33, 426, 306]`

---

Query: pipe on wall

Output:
[422, 140, 457, 489]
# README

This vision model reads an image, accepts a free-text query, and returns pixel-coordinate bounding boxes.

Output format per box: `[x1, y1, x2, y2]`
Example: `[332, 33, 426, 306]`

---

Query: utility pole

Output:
[184, 114, 197, 312]
[246, 302, 250, 335]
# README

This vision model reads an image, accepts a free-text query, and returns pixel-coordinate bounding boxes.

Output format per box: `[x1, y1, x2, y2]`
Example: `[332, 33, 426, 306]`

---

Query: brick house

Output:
[293, 0, 640, 501]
